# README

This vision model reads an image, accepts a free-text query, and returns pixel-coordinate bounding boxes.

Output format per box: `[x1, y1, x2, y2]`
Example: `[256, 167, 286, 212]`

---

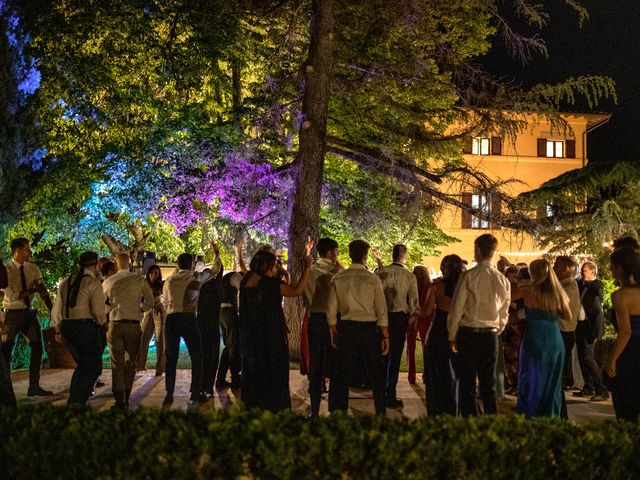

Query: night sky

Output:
[485, 1, 639, 164]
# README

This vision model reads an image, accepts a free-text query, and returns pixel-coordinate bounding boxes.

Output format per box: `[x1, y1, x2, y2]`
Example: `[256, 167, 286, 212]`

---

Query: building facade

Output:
[424, 111, 611, 273]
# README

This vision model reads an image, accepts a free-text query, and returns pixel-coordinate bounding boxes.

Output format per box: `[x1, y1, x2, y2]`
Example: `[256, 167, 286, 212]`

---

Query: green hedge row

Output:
[0, 405, 638, 479]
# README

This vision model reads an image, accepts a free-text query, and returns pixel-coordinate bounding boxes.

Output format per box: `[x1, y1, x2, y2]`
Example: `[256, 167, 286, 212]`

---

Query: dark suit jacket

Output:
[0, 263, 7, 290]
[578, 278, 605, 340]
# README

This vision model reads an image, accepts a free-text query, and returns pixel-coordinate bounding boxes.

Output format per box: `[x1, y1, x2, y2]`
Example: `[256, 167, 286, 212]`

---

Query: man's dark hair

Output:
[348, 239, 370, 263]
[392, 244, 407, 262]
[612, 236, 640, 251]
[249, 250, 277, 276]
[316, 238, 338, 257]
[554, 255, 577, 273]
[474, 234, 498, 259]
[79, 251, 99, 267]
[100, 261, 116, 277]
[177, 253, 193, 270]
[505, 265, 519, 276]
[10, 238, 29, 253]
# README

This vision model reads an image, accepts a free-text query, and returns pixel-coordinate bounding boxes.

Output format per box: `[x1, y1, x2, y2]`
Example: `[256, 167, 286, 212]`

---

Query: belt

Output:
[460, 326, 498, 333]
[112, 320, 140, 325]
[220, 304, 235, 309]
[62, 318, 96, 323]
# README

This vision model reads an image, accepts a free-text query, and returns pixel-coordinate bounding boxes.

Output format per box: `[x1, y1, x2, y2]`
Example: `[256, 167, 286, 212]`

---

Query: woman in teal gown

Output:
[512, 259, 572, 418]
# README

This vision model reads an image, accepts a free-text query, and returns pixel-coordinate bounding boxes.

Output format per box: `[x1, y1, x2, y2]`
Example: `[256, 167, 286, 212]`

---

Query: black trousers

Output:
[218, 307, 241, 383]
[0, 349, 16, 406]
[1, 309, 43, 388]
[383, 312, 409, 400]
[198, 311, 220, 394]
[308, 312, 331, 417]
[456, 328, 498, 416]
[60, 320, 103, 405]
[561, 330, 576, 388]
[575, 321, 607, 394]
[329, 321, 386, 415]
[166, 313, 203, 400]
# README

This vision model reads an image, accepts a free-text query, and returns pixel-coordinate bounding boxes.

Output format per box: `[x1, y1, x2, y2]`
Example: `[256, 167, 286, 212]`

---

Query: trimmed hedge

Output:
[0, 406, 639, 479]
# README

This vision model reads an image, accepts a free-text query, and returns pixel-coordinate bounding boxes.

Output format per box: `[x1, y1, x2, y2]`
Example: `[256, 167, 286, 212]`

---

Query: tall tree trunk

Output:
[285, 0, 334, 361]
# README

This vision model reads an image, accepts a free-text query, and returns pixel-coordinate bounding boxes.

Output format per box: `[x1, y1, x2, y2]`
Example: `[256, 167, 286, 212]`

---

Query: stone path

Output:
[11, 368, 616, 421]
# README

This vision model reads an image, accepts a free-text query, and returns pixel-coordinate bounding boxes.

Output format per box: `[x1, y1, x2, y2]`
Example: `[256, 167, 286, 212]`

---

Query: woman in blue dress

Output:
[607, 246, 640, 421]
[512, 259, 571, 418]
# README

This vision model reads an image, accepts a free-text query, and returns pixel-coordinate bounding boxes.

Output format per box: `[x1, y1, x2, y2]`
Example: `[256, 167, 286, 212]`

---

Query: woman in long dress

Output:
[513, 259, 571, 418]
[239, 243, 312, 412]
[406, 265, 433, 385]
[607, 246, 640, 421]
[423, 255, 464, 415]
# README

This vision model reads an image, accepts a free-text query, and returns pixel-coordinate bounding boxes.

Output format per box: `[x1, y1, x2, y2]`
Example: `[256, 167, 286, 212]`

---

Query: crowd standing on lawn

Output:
[0, 232, 638, 422]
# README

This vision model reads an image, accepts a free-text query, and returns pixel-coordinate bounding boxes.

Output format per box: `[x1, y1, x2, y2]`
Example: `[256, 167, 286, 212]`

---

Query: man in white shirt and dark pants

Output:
[375, 244, 419, 408]
[448, 234, 510, 416]
[1, 238, 54, 397]
[304, 237, 342, 417]
[327, 239, 389, 415]
[103, 254, 154, 408]
[163, 246, 220, 406]
[51, 251, 106, 405]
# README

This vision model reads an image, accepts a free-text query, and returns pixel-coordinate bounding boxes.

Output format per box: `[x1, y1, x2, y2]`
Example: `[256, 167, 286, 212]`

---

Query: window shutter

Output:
[537, 138, 547, 157]
[462, 192, 472, 229]
[566, 139, 576, 158]
[491, 137, 502, 155]
[462, 136, 473, 154]
[491, 195, 502, 229]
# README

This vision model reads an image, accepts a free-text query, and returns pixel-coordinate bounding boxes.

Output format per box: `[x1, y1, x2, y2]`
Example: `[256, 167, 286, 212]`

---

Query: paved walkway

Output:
[11, 369, 616, 421]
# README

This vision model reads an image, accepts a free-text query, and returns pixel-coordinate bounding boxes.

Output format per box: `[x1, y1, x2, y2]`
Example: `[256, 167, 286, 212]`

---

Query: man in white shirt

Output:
[163, 244, 221, 406]
[447, 234, 510, 416]
[51, 251, 106, 405]
[304, 237, 342, 417]
[327, 239, 389, 415]
[1, 238, 54, 397]
[553, 256, 581, 392]
[103, 254, 154, 408]
[375, 244, 419, 408]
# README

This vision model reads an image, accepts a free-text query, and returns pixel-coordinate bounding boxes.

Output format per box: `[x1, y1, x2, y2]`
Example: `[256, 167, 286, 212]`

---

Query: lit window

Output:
[546, 140, 563, 158]
[472, 137, 490, 155]
[472, 193, 489, 229]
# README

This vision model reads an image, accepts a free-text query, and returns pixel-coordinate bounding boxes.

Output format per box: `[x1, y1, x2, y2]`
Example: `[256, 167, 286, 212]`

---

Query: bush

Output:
[0, 405, 639, 479]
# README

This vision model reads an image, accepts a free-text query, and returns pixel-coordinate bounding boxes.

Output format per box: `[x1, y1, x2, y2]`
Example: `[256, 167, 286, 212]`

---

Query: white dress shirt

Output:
[102, 270, 154, 321]
[2, 259, 44, 309]
[51, 269, 106, 327]
[376, 263, 420, 315]
[304, 258, 342, 314]
[559, 276, 580, 332]
[327, 264, 388, 327]
[163, 270, 202, 314]
[447, 260, 511, 341]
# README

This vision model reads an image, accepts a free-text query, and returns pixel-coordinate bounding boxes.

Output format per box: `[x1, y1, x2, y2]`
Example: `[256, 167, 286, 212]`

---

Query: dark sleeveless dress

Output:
[516, 307, 564, 418]
[610, 310, 640, 421]
[424, 284, 457, 415]
[239, 274, 290, 412]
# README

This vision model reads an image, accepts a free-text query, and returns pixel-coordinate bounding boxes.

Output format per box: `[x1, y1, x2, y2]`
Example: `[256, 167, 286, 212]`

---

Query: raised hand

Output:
[305, 235, 314, 257]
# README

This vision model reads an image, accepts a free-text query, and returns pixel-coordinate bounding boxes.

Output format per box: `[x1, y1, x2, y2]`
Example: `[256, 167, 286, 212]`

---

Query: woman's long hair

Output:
[441, 254, 464, 297]
[413, 265, 432, 294]
[249, 250, 277, 277]
[146, 264, 163, 290]
[529, 259, 568, 314]
[610, 246, 640, 287]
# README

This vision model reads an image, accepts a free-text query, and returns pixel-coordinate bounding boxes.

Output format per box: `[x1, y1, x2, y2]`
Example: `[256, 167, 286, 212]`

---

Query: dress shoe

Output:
[215, 379, 231, 389]
[190, 393, 209, 403]
[590, 392, 610, 402]
[386, 398, 404, 408]
[162, 394, 174, 407]
[95, 378, 106, 388]
[27, 386, 54, 397]
[572, 389, 595, 398]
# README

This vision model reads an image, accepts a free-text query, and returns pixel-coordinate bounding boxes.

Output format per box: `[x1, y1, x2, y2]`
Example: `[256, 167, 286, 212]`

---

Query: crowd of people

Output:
[0, 233, 638, 422]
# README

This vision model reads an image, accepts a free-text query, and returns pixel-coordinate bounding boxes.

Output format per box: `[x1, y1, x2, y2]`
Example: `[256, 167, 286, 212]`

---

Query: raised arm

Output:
[236, 239, 248, 274]
[280, 237, 314, 297]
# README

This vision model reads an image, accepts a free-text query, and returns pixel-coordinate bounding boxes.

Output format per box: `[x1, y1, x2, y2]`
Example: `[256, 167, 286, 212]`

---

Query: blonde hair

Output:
[529, 259, 569, 315]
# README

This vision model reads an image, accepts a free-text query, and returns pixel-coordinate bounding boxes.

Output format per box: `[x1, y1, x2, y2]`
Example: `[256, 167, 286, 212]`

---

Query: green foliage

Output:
[1, 406, 639, 479]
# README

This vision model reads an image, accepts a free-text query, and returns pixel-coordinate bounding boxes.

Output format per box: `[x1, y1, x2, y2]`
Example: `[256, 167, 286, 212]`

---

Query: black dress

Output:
[239, 274, 290, 412]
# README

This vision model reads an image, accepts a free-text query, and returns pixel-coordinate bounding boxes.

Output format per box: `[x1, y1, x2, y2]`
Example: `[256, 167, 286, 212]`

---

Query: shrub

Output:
[0, 405, 639, 479]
